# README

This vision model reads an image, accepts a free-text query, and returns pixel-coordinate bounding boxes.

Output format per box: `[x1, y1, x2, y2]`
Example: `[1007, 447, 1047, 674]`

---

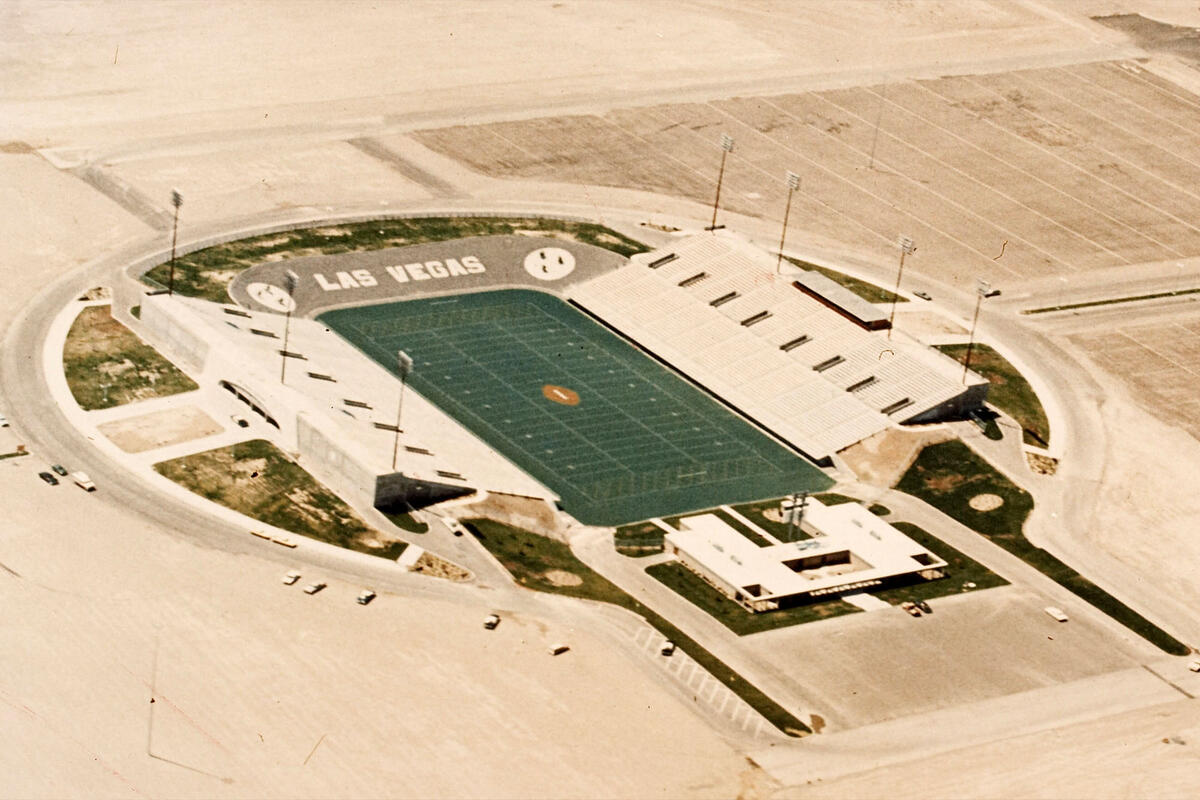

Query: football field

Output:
[320, 289, 831, 525]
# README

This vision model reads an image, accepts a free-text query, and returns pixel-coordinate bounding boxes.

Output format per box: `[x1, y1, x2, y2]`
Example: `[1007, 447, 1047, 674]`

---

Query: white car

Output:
[282, 570, 301, 585]
[1187, 660, 1200, 673]
[356, 589, 377, 605]
[483, 614, 501, 630]
[0, 414, 8, 427]
[548, 643, 570, 656]
[303, 582, 327, 595]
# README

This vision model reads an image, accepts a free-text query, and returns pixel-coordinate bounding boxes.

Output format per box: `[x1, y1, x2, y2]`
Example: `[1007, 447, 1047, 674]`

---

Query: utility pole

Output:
[390, 350, 414, 471]
[709, 133, 735, 230]
[963, 278, 991, 383]
[887, 235, 915, 340]
[776, 172, 801, 273]
[167, 189, 183, 295]
[279, 269, 299, 384]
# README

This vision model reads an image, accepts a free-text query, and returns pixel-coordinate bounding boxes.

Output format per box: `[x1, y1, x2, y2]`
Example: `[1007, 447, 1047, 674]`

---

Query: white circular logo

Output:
[524, 247, 576, 281]
[246, 282, 296, 312]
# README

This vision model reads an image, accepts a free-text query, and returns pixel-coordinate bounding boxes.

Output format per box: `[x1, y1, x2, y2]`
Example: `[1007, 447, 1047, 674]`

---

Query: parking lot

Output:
[741, 585, 1145, 730]
[417, 61, 1200, 288]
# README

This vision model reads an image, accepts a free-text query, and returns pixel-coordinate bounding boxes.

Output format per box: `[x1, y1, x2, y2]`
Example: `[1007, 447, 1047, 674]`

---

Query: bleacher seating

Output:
[572, 233, 983, 459]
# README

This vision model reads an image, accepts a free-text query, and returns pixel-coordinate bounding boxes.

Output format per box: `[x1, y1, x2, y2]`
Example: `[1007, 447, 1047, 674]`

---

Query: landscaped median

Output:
[154, 439, 408, 560]
[935, 343, 1050, 447]
[898, 439, 1190, 655]
[142, 216, 649, 302]
[63, 305, 197, 410]
[464, 517, 812, 737]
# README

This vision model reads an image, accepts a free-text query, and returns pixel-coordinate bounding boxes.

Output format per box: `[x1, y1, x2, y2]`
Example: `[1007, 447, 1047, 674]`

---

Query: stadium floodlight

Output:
[787, 490, 809, 542]
[962, 278, 992, 383]
[776, 171, 802, 273]
[390, 350, 415, 470]
[278, 269, 299, 384]
[886, 235, 916, 340]
[709, 134, 735, 231]
[167, 189, 183, 296]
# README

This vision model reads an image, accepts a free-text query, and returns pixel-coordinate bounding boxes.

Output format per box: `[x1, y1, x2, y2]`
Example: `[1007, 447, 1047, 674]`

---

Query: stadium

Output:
[122, 218, 987, 530]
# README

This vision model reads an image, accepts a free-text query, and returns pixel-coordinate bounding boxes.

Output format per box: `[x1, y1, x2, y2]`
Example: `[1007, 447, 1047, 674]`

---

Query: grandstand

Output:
[570, 233, 987, 461]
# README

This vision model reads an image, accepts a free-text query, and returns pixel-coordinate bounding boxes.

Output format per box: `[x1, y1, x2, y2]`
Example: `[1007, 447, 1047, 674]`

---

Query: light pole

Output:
[167, 189, 183, 296]
[390, 350, 414, 471]
[962, 278, 991, 384]
[776, 172, 801, 273]
[279, 269, 299, 384]
[887, 235, 915, 340]
[788, 491, 809, 542]
[709, 133, 734, 231]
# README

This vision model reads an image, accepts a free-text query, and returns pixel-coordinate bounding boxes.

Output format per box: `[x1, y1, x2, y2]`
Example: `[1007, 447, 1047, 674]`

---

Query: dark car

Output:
[50, 464, 68, 476]
[38, 471, 59, 485]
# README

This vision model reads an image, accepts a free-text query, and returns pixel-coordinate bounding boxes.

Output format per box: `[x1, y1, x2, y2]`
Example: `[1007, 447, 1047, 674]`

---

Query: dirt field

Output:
[1070, 312, 1200, 440]
[98, 405, 222, 453]
[62, 305, 198, 410]
[416, 59, 1200, 288]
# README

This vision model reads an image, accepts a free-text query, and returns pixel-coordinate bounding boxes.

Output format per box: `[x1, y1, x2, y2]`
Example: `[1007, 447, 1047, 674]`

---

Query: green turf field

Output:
[319, 289, 831, 525]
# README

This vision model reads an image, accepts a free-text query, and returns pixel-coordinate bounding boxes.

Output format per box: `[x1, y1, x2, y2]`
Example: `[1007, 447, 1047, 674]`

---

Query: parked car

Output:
[282, 570, 301, 585]
[913, 291, 932, 301]
[914, 599, 932, 614]
[1044, 606, 1069, 622]
[303, 582, 327, 595]
[37, 471, 58, 485]
[1188, 660, 1200, 673]
[71, 471, 95, 492]
[483, 614, 501, 630]
[356, 589, 377, 605]
[660, 640, 676, 657]
[548, 643, 570, 656]
[50, 464, 68, 476]
[231, 415, 249, 428]
[900, 601, 922, 617]
[0, 414, 8, 427]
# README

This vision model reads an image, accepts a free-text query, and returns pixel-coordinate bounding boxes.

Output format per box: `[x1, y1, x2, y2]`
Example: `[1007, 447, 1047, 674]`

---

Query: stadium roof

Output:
[570, 232, 985, 459]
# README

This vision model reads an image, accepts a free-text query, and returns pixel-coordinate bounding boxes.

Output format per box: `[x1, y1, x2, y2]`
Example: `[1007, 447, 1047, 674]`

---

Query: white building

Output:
[664, 500, 947, 612]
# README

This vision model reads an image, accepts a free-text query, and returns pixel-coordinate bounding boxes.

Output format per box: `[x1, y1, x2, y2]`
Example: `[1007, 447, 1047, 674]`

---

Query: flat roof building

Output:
[664, 500, 947, 612]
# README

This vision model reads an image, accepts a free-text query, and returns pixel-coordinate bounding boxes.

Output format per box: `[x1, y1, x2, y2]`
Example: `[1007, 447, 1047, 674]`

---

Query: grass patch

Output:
[728, 498, 811, 542]
[63, 305, 198, 410]
[0, 451, 30, 460]
[871, 522, 1009, 605]
[815, 492, 856, 506]
[936, 343, 1049, 447]
[613, 521, 665, 557]
[898, 440, 1188, 655]
[155, 439, 407, 560]
[465, 517, 810, 736]
[130, 305, 141, 319]
[143, 216, 649, 302]
[784, 256, 906, 305]
[868, 503, 890, 516]
[647, 561, 860, 635]
[1023, 286, 1200, 315]
[383, 510, 429, 534]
